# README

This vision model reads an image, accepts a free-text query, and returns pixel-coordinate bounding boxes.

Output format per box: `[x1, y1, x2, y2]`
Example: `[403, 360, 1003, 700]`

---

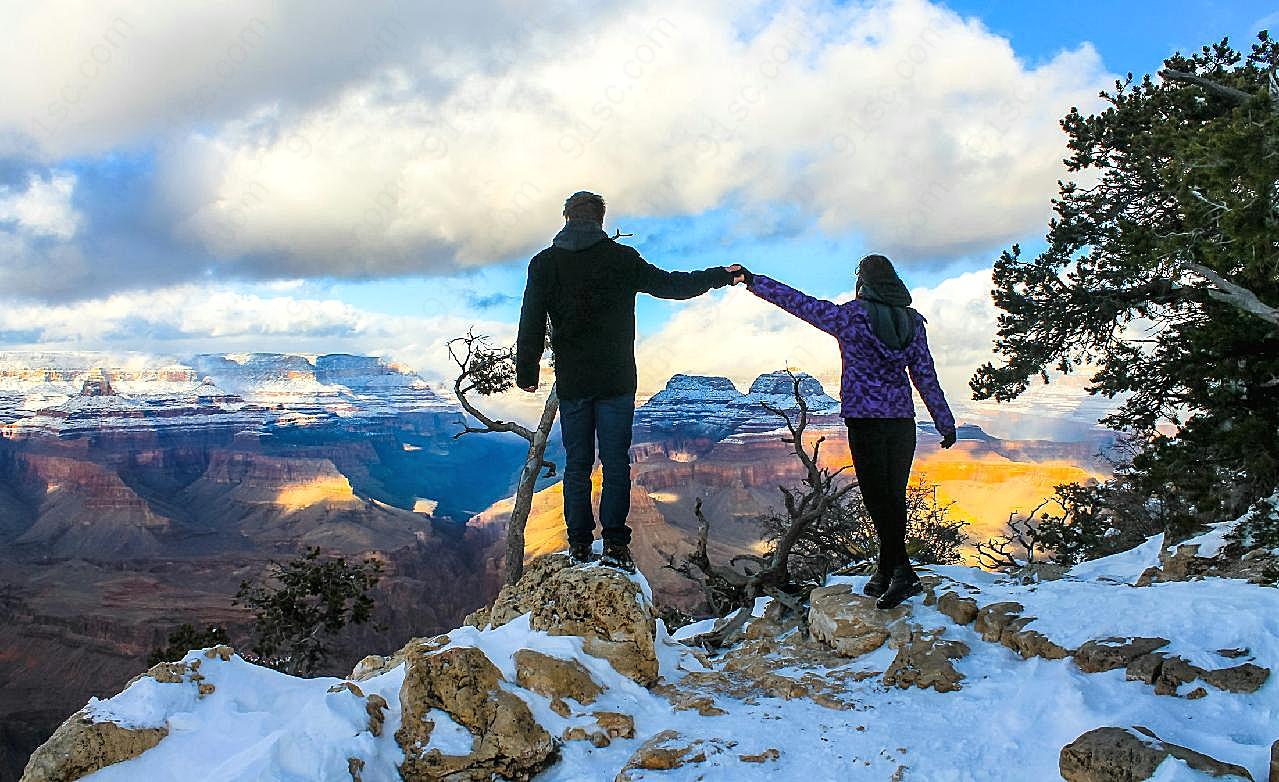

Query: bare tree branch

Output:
[1159, 68, 1255, 104]
[1182, 262, 1279, 327]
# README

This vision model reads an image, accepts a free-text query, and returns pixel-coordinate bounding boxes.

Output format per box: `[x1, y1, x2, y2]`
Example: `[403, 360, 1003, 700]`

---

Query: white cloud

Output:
[0, 171, 80, 239]
[2, 0, 1111, 285]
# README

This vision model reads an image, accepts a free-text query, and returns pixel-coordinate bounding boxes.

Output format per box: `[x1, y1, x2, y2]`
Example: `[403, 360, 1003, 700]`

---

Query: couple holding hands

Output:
[516, 191, 956, 609]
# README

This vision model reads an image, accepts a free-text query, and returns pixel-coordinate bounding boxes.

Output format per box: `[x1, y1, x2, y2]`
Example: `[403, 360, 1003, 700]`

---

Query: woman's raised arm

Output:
[747, 274, 849, 337]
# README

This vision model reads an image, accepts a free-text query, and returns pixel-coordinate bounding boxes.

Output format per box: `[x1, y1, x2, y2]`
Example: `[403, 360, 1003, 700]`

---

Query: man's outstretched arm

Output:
[515, 257, 548, 391]
[631, 252, 734, 300]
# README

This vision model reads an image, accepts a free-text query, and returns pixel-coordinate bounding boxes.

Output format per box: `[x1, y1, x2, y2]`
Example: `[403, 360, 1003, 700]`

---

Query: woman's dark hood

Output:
[856, 259, 917, 350]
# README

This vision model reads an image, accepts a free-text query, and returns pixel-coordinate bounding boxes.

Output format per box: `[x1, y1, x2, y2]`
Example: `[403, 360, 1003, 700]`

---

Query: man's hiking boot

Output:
[569, 543, 596, 565]
[601, 542, 635, 573]
[862, 566, 891, 598]
[875, 564, 922, 609]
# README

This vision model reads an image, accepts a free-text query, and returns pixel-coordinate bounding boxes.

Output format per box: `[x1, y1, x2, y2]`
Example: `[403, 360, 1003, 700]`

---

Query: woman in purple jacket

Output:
[730, 255, 957, 609]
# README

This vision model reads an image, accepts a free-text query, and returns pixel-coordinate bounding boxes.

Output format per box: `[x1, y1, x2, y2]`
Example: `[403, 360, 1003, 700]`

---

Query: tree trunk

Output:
[504, 386, 560, 585]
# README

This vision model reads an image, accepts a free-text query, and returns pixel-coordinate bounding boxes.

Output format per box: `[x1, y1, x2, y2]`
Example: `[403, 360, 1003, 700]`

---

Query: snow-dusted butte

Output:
[0, 351, 457, 437]
[22, 505, 1279, 782]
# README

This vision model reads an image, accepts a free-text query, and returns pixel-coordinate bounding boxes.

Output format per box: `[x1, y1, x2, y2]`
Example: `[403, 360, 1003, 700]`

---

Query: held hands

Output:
[940, 431, 957, 449]
[724, 264, 753, 285]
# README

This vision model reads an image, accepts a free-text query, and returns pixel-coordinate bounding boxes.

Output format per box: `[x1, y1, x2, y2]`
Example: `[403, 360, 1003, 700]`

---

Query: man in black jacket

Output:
[516, 191, 739, 571]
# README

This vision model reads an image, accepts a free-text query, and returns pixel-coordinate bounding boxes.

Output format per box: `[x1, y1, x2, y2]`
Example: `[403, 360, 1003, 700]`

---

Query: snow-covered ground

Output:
[75, 532, 1277, 782]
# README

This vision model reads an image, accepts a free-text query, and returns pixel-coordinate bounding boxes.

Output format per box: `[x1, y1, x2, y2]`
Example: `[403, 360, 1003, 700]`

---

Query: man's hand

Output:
[521, 385, 537, 393]
[724, 264, 752, 285]
[940, 431, 957, 449]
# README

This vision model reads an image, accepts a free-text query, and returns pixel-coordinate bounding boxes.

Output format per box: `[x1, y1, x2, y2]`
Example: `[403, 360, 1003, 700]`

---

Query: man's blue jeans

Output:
[558, 393, 634, 548]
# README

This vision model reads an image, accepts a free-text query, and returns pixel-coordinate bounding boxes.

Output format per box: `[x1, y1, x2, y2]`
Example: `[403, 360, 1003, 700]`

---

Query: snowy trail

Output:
[73, 533, 1277, 782]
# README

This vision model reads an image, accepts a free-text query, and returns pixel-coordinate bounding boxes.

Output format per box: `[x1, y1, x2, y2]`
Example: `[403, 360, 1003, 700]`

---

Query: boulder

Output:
[1152, 656, 1199, 697]
[513, 649, 603, 705]
[973, 602, 1025, 643]
[614, 730, 730, 781]
[807, 584, 912, 657]
[21, 712, 167, 782]
[1073, 637, 1170, 674]
[882, 629, 970, 693]
[395, 643, 557, 782]
[936, 591, 979, 626]
[469, 554, 659, 686]
[1124, 653, 1166, 685]
[1001, 623, 1072, 660]
[1060, 726, 1254, 782]
[1198, 662, 1270, 694]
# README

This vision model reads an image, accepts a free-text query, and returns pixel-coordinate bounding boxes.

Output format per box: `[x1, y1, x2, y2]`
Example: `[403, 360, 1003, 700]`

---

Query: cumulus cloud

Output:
[0, 171, 80, 238]
[0, 0, 1110, 294]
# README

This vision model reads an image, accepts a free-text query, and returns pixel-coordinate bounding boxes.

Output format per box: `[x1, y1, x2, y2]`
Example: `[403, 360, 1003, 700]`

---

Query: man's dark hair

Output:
[563, 191, 606, 223]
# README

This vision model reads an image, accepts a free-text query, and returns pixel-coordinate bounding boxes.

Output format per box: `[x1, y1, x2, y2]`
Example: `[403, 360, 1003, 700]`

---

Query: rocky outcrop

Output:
[807, 584, 911, 657]
[1269, 739, 1277, 782]
[394, 641, 557, 782]
[1059, 726, 1254, 781]
[514, 649, 603, 705]
[883, 629, 969, 693]
[936, 590, 979, 626]
[467, 554, 659, 685]
[614, 730, 734, 781]
[1137, 494, 1279, 587]
[1074, 637, 1172, 674]
[20, 713, 167, 782]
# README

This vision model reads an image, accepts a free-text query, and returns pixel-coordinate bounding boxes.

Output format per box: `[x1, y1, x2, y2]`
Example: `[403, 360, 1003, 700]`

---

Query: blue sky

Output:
[0, 0, 1273, 433]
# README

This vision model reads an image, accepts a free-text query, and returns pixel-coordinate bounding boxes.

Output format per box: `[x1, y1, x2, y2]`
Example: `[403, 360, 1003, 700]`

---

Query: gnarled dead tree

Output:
[664, 371, 855, 623]
[448, 329, 558, 585]
[973, 499, 1052, 571]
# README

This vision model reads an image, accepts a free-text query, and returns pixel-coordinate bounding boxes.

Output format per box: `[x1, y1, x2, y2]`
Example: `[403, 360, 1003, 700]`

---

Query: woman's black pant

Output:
[845, 417, 917, 570]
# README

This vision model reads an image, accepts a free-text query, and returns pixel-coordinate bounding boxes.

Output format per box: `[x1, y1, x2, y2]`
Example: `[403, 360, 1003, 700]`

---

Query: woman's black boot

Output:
[862, 565, 891, 597]
[875, 563, 922, 609]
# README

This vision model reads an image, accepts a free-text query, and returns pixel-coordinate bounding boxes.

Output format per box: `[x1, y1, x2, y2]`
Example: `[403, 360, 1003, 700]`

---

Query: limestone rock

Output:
[808, 584, 911, 657]
[973, 602, 1025, 643]
[1001, 623, 1072, 660]
[21, 712, 167, 782]
[395, 643, 556, 782]
[592, 711, 636, 739]
[1152, 656, 1199, 697]
[883, 629, 970, 693]
[1198, 662, 1270, 694]
[1124, 653, 1166, 685]
[470, 554, 659, 686]
[740, 748, 781, 763]
[1073, 637, 1170, 674]
[936, 591, 979, 626]
[514, 649, 603, 705]
[615, 731, 728, 781]
[1060, 726, 1254, 782]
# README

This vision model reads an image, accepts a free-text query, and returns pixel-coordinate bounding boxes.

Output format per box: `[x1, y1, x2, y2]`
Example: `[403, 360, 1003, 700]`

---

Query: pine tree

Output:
[234, 548, 383, 676]
[971, 34, 1279, 536]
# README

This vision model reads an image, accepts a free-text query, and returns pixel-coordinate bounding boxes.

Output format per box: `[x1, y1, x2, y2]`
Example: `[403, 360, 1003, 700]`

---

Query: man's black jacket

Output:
[516, 224, 732, 400]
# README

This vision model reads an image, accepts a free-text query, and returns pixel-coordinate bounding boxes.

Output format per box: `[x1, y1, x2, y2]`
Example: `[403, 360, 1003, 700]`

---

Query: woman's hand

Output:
[724, 264, 753, 285]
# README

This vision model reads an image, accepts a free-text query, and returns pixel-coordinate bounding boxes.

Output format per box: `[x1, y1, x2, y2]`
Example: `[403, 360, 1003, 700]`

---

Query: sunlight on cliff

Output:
[913, 450, 1105, 543]
[272, 475, 362, 512]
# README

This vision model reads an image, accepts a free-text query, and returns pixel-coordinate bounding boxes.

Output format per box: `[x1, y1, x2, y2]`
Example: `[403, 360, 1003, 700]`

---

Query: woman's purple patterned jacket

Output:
[748, 274, 956, 436]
